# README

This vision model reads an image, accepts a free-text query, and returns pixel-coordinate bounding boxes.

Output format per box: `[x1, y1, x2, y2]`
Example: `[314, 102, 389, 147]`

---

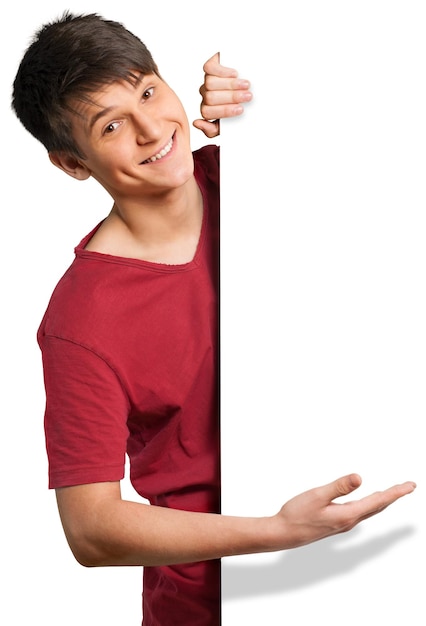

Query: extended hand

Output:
[268, 473, 416, 550]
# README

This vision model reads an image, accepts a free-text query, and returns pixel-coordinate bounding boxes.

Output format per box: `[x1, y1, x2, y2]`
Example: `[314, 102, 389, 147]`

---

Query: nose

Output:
[134, 111, 162, 145]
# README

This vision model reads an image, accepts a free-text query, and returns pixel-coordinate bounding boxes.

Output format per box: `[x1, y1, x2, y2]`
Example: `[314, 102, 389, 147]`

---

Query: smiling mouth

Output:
[141, 136, 174, 164]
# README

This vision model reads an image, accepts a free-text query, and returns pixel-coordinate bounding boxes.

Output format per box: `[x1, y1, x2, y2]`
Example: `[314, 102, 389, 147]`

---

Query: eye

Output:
[103, 121, 121, 135]
[142, 87, 154, 100]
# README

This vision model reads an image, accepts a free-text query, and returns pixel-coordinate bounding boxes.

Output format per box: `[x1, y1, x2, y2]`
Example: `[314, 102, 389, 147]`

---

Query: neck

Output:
[85, 175, 204, 264]
[115, 175, 201, 235]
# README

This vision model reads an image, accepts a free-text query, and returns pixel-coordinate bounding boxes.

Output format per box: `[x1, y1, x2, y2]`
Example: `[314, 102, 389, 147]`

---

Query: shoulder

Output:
[193, 144, 219, 189]
[38, 251, 131, 349]
[193, 144, 219, 167]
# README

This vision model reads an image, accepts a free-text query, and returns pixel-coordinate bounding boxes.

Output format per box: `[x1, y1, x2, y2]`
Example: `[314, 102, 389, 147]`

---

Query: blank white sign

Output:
[220, 2, 424, 624]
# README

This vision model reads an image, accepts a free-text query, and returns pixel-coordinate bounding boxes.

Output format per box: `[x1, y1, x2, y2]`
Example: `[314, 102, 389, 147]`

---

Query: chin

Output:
[169, 154, 195, 186]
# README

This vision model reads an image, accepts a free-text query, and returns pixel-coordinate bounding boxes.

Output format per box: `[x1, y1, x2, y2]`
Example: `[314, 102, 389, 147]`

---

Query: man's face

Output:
[68, 74, 194, 202]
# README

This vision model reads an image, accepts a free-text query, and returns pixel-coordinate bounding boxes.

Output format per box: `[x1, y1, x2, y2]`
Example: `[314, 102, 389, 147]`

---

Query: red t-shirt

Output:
[38, 145, 220, 625]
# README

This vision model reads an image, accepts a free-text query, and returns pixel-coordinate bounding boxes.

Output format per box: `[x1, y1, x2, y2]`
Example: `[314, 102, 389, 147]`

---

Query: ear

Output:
[49, 152, 91, 181]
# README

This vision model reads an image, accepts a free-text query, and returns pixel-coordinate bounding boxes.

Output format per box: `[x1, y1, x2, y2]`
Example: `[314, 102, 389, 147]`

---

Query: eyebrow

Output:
[88, 106, 117, 131]
[88, 73, 147, 131]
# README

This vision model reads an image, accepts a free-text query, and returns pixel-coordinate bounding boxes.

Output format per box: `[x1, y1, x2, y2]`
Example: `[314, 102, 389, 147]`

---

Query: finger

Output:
[203, 74, 251, 92]
[203, 52, 238, 79]
[328, 481, 416, 534]
[200, 103, 245, 122]
[349, 481, 417, 516]
[201, 86, 253, 107]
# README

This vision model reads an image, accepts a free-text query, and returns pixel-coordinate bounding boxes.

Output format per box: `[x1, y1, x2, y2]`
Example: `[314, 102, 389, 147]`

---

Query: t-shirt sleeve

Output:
[41, 336, 130, 489]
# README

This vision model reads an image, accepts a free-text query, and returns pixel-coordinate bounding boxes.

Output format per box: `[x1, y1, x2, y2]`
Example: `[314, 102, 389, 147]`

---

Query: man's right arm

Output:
[56, 474, 415, 568]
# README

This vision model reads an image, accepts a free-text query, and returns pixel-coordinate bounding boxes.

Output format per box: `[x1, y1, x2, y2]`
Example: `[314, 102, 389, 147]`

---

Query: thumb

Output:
[193, 118, 220, 138]
[324, 473, 363, 502]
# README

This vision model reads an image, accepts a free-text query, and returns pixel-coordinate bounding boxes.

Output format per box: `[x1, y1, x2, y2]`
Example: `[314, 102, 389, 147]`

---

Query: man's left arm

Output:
[193, 52, 252, 138]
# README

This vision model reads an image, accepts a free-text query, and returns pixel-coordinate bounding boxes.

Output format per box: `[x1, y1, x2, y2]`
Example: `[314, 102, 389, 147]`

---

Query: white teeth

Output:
[143, 137, 173, 163]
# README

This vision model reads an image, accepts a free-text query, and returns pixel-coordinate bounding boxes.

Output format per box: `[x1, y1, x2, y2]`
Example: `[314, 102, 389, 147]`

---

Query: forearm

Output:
[88, 501, 274, 567]
[56, 475, 415, 568]
[56, 484, 275, 568]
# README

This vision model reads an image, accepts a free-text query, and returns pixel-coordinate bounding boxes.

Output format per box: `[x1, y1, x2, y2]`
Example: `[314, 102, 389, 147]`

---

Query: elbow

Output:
[67, 535, 108, 568]
[64, 528, 123, 568]
[56, 483, 133, 567]
[73, 547, 104, 569]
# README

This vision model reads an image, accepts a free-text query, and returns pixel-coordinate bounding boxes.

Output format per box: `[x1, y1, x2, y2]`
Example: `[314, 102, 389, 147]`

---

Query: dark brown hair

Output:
[12, 12, 159, 157]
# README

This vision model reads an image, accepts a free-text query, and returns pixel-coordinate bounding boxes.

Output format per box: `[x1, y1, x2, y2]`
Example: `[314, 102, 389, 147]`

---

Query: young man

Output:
[12, 11, 415, 626]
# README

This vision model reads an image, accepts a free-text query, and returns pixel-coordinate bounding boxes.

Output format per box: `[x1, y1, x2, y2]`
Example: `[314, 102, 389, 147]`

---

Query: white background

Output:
[2, 2, 424, 624]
